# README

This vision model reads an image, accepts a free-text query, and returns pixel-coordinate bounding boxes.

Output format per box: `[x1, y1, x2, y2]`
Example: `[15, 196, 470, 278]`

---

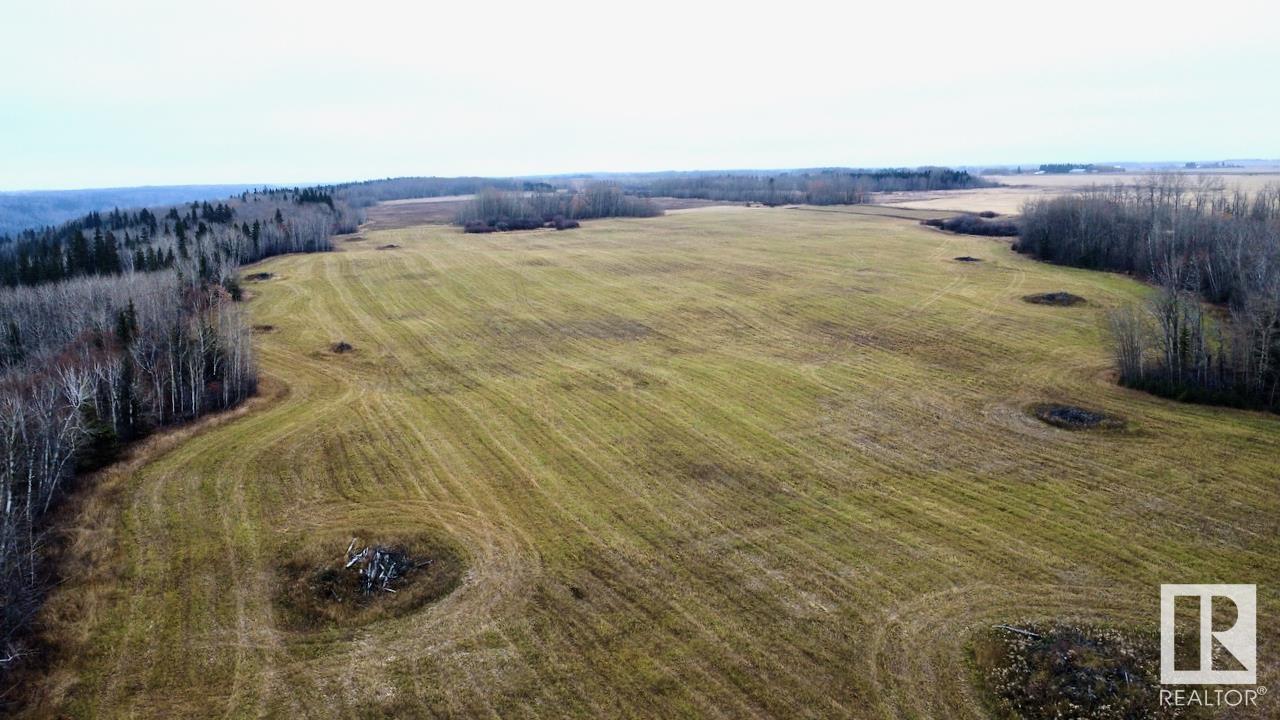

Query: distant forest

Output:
[1017, 177, 1280, 411]
[0, 189, 353, 288]
[0, 184, 263, 237]
[0, 178, 537, 289]
[336, 177, 521, 208]
[616, 167, 991, 205]
[1036, 163, 1125, 174]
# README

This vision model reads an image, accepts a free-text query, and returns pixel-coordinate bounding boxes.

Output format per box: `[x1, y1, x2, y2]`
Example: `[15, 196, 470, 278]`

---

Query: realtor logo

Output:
[1161, 584, 1256, 685]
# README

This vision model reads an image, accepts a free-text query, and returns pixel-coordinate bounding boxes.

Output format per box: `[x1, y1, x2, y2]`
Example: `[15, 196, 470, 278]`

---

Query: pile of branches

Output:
[344, 539, 423, 595]
[975, 623, 1169, 720]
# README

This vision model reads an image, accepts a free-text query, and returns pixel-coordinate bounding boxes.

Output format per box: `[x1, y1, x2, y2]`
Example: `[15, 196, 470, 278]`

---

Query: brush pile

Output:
[343, 538, 424, 595]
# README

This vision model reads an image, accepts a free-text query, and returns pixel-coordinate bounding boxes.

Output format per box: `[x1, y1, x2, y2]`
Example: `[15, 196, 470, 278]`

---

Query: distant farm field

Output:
[876, 171, 1280, 215]
[29, 208, 1279, 718]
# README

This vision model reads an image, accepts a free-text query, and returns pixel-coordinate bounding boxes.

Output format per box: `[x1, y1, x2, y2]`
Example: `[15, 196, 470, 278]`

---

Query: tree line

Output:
[624, 167, 991, 206]
[1016, 176, 1280, 411]
[0, 183, 367, 668]
[0, 185, 262, 238]
[0, 270, 258, 664]
[456, 184, 661, 233]
[1036, 163, 1124, 174]
[332, 176, 522, 210]
[0, 188, 356, 289]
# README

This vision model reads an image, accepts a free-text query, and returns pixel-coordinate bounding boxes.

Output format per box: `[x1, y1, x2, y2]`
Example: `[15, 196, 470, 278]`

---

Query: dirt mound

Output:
[954, 256, 982, 262]
[276, 531, 464, 631]
[1023, 292, 1085, 306]
[972, 623, 1177, 720]
[344, 235, 366, 242]
[244, 272, 274, 281]
[330, 341, 354, 354]
[1032, 403, 1123, 430]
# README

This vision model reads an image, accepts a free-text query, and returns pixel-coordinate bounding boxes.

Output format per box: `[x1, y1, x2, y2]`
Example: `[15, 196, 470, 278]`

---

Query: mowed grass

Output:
[29, 207, 1279, 718]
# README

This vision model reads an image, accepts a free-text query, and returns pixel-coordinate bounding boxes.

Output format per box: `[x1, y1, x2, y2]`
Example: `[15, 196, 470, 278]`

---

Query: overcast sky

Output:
[2, 0, 1278, 190]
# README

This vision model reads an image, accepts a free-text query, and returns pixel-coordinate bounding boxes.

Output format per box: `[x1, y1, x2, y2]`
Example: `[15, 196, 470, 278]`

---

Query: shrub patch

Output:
[1023, 292, 1086, 306]
[972, 623, 1197, 719]
[925, 214, 1020, 237]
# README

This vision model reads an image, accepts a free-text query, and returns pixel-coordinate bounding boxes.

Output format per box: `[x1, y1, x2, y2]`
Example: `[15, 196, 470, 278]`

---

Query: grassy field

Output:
[26, 207, 1278, 718]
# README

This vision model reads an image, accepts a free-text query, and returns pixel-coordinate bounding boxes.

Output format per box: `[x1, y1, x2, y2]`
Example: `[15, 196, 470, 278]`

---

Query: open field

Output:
[873, 187, 1067, 215]
[986, 171, 1280, 190]
[25, 208, 1279, 718]
[361, 196, 474, 229]
[875, 172, 1280, 215]
[787, 204, 961, 222]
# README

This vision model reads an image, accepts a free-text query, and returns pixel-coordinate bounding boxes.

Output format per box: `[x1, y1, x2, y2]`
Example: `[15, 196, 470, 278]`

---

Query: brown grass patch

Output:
[362, 197, 471, 229]
[483, 315, 653, 347]
[648, 197, 739, 211]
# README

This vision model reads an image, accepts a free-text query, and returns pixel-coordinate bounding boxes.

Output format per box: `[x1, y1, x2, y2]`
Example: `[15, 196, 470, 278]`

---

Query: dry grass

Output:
[362, 197, 471, 229]
[19, 207, 1279, 718]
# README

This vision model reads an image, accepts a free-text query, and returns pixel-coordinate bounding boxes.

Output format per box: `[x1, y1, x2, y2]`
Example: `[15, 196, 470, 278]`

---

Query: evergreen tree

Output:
[115, 300, 138, 346]
[71, 230, 93, 274]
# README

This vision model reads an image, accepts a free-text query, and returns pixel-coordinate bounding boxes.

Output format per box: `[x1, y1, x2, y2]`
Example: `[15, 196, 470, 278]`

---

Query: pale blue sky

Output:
[2, 0, 1278, 190]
